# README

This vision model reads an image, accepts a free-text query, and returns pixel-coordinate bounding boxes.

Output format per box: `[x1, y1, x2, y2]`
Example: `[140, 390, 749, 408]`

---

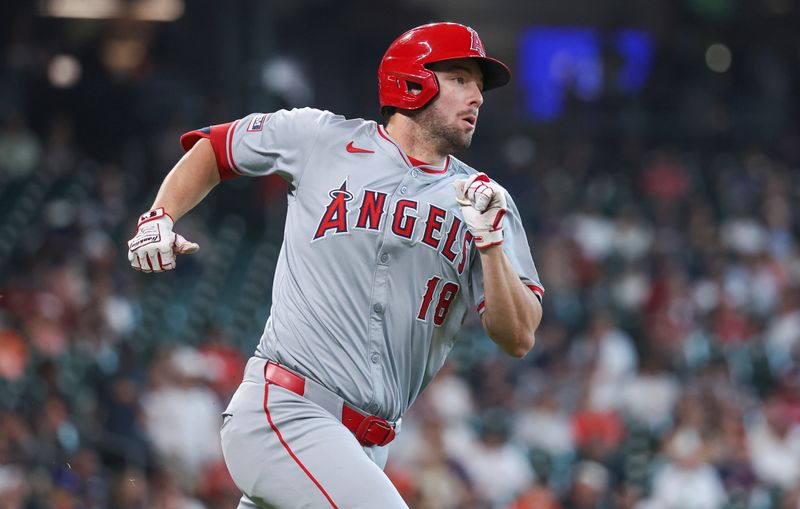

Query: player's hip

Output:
[220, 382, 402, 508]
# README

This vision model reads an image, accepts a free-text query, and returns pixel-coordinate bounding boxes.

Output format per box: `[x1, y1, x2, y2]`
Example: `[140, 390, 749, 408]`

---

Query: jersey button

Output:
[370, 353, 380, 364]
[400, 186, 408, 194]
[380, 253, 389, 263]
[411, 170, 418, 178]
[373, 303, 384, 314]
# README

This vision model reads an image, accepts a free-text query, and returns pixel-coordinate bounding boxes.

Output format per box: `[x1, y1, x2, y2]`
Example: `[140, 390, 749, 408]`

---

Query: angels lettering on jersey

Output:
[313, 179, 473, 275]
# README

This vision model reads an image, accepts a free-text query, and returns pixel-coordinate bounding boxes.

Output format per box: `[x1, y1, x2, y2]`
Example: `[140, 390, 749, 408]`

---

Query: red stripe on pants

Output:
[263, 384, 339, 508]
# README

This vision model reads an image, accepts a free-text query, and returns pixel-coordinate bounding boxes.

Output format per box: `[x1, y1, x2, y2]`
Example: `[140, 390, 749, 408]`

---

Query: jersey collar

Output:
[376, 124, 450, 174]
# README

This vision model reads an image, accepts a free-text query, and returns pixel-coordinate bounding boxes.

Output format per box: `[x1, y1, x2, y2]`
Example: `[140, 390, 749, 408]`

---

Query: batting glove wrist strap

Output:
[127, 208, 199, 273]
[461, 209, 506, 249]
[454, 173, 508, 250]
[137, 207, 174, 227]
[472, 224, 505, 250]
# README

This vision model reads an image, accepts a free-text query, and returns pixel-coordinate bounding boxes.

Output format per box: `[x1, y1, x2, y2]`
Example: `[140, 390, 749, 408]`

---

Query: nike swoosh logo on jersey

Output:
[346, 141, 374, 154]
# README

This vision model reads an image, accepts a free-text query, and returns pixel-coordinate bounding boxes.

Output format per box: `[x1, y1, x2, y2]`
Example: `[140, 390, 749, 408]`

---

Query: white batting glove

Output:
[454, 172, 508, 250]
[127, 208, 199, 273]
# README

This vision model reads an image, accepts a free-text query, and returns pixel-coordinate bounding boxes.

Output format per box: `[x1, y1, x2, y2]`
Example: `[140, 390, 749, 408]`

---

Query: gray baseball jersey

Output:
[182, 108, 543, 422]
[186, 108, 543, 420]
[183, 108, 543, 507]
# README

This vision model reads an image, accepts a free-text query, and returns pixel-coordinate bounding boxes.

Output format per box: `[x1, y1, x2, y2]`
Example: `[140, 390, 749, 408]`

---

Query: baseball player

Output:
[127, 22, 543, 508]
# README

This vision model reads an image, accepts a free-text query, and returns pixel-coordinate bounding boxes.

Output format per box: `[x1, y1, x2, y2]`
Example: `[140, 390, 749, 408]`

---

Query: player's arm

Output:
[151, 138, 220, 221]
[127, 139, 219, 273]
[455, 172, 542, 357]
[478, 246, 542, 357]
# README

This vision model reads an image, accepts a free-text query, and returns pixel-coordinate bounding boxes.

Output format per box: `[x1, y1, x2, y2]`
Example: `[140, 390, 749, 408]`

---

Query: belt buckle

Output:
[355, 415, 395, 447]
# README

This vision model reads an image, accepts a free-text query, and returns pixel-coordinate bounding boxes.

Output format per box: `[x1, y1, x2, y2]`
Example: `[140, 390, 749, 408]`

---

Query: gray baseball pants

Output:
[220, 357, 408, 508]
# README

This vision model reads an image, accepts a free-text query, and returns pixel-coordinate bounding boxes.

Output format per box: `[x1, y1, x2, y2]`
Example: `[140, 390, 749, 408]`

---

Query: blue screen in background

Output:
[518, 27, 653, 121]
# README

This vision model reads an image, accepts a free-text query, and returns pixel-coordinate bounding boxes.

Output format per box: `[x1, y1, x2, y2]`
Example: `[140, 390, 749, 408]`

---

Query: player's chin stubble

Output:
[415, 105, 473, 153]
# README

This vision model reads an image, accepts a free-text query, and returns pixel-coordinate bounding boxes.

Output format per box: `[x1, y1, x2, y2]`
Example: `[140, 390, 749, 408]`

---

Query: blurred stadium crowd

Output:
[2, 1, 800, 508]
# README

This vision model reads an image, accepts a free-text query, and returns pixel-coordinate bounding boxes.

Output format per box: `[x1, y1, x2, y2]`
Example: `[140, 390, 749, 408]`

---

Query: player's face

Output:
[416, 59, 484, 153]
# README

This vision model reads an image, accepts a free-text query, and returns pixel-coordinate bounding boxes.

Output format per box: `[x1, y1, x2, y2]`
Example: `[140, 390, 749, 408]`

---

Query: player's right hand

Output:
[454, 173, 508, 250]
[127, 208, 199, 273]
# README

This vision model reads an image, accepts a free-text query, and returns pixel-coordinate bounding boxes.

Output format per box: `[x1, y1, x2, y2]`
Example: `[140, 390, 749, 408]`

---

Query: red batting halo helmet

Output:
[378, 22, 512, 112]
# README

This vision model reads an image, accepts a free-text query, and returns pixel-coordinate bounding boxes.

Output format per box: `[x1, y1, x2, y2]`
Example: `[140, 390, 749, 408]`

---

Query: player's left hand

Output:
[454, 172, 507, 250]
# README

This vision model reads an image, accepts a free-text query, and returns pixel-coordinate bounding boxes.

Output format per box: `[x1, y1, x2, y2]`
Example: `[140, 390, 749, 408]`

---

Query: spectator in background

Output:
[774, 369, 800, 424]
[513, 393, 575, 461]
[197, 328, 247, 401]
[385, 361, 479, 478]
[619, 355, 680, 434]
[409, 419, 478, 509]
[764, 287, 800, 373]
[571, 385, 625, 464]
[565, 206, 616, 264]
[49, 448, 108, 509]
[110, 468, 148, 509]
[149, 470, 208, 509]
[95, 348, 151, 467]
[0, 465, 27, 509]
[141, 348, 223, 488]
[644, 427, 727, 509]
[0, 111, 41, 181]
[709, 406, 759, 506]
[35, 397, 81, 464]
[510, 482, 563, 509]
[569, 310, 638, 412]
[460, 409, 536, 507]
[0, 329, 27, 382]
[643, 262, 695, 355]
[423, 362, 476, 429]
[610, 205, 654, 263]
[746, 396, 800, 491]
[41, 115, 77, 172]
[561, 460, 612, 509]
[0, 413, 34, 466]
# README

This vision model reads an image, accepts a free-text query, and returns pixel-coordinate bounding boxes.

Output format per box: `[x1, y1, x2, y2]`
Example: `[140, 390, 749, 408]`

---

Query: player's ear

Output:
[407, 82, 423, 96]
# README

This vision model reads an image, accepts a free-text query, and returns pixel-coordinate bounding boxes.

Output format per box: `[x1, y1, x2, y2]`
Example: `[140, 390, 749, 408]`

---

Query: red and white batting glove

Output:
[454, 172, 507, 250]
[127, 208, 199, 273]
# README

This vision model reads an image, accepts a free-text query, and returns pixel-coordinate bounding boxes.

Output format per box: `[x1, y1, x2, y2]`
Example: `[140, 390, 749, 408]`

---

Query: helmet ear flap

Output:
[382, 69, 439, 111]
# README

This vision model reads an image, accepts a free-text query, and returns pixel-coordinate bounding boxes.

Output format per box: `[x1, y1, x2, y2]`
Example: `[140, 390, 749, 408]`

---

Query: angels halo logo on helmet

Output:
[377, 22, 512, 112]
[468, 27, 486, 55]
